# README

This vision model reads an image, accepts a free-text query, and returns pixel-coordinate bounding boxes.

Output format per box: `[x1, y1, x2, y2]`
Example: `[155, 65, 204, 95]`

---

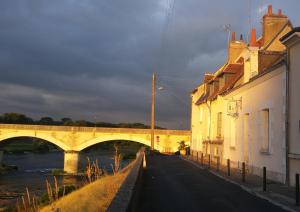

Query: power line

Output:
[248, 0, 252, 43]
[155, 75, 190, 107]
[156, 0, 176, 73]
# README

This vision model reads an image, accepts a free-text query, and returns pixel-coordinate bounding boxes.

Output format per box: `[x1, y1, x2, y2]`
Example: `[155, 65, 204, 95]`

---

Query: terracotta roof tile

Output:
[207, 87, 219, 101]
[204, 74, 214, 83]
[223, 63, 243, 74]
[195, 63, 244, 103]
[258, 51, 285, 73]
[219, 67, 244, 96]
[221, 56, 285, 96]
[195, 92, 209, 105]
[216, 63, 243, 77]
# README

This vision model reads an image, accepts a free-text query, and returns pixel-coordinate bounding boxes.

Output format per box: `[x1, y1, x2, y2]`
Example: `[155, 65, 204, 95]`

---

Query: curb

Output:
[181, 156, 299, 212]
[107, 150, 145, 212]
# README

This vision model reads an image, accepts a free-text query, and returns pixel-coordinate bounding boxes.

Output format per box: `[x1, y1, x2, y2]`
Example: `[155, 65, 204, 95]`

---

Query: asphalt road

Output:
[136, 154, 287, 212]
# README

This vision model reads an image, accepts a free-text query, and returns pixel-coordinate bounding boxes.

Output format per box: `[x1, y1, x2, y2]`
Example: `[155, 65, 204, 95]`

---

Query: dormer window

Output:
[213, 81, 219, 93]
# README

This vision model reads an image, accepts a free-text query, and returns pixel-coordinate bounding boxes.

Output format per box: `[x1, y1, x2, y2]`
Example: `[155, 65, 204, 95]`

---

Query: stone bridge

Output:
[0, 124, 190, 173]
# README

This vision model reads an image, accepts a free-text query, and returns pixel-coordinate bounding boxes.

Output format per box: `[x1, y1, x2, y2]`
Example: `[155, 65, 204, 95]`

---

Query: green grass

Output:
[83, 140, 147, 155]
[40, 171, 129, 212]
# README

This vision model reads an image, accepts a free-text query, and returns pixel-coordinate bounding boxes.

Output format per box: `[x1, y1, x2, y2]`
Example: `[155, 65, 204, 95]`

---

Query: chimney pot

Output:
[278, 9, 282, 16]
[250, 28, 258, 47]
[231, 31, 236, 41]
[268, 5, 273, 15]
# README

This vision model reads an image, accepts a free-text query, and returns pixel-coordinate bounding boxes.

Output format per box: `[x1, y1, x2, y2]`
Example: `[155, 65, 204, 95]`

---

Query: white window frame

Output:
[260, 109, 270, 154]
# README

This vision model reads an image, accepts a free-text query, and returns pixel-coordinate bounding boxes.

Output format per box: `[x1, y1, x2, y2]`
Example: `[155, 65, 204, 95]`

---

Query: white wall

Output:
[288, 36, 300, 186]
[224, 66, 287, 183]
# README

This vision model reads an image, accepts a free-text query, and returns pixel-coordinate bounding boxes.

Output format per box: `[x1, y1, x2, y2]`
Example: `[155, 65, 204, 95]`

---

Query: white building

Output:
[190, 5, 299, 184]
[281, 27, 300, 186]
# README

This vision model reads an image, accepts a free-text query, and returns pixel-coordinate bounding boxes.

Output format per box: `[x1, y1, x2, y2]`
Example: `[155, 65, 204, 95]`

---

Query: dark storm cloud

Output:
[0, 0, 299, 129]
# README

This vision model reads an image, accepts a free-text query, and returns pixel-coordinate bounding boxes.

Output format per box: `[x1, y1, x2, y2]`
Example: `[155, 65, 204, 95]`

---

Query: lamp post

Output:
[151, 73, 156, 150]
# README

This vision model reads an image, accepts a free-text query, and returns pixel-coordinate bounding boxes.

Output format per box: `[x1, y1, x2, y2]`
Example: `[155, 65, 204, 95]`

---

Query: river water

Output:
[0, 150, 126, 208]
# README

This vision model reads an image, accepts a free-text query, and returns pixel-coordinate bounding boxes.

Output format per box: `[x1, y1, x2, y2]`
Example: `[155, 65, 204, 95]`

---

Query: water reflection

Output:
[0, 150, 124, 208]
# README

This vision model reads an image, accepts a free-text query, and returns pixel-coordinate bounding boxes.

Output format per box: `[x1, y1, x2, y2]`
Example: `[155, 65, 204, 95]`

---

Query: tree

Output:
[61, 117, 72, 123]
[38, 117, 54, 125]
[73, 120, 94, 127]
[2, 113, 33, 124]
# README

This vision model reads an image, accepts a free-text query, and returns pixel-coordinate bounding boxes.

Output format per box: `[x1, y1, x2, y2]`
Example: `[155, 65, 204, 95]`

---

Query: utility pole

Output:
[151, 73, 156, 150]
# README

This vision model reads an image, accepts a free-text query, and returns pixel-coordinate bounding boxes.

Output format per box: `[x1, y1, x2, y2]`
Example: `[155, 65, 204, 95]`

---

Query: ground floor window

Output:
[261, 109, 270, 152]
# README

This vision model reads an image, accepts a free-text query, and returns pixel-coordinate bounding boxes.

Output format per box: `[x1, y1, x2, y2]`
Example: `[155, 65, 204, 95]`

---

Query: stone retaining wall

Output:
[107, 148, 145, 212]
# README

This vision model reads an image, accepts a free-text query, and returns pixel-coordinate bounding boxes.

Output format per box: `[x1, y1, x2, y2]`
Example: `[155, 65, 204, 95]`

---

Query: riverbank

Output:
[0, 138, 146, 210]
[0, 164, 17, 174]
[40, 148, 145, 212]
[41, 163, 132, 212]
[0, 151, 121, 210]
[40, 170, 129, 212]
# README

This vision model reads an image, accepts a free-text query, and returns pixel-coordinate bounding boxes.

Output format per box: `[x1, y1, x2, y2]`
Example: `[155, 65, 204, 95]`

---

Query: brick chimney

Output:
[267, 5, 273, 15]
[250, 28, 259, 47]
[262, 5, 288, 49]
[228, 31, 247, 63]
[231, 31, 236, 41]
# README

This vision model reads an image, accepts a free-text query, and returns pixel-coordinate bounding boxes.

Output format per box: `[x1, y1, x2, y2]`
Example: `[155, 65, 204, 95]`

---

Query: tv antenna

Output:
[247, 0, 252, 43]
[222, 24, 231, 46]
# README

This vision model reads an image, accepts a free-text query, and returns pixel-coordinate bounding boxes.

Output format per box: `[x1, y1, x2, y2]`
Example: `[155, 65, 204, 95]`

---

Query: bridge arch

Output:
[0, 134, 70, 151]
[74, 134, 151, 151]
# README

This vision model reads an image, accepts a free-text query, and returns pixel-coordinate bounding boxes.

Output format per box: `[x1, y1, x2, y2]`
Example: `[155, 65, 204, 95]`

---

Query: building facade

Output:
[281, 27, 300, 186]
[191, 5, 299, 185]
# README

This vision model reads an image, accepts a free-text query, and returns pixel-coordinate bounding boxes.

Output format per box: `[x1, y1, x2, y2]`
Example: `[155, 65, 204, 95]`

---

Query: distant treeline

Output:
[0, 113, 165, 129]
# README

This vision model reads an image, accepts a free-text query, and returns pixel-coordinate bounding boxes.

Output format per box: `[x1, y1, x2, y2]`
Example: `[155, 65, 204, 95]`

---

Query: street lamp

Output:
[150, 74, 187, 150]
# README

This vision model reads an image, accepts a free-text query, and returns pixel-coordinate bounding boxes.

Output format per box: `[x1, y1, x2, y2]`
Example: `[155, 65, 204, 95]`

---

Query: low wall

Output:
[107, 148, 145, 212]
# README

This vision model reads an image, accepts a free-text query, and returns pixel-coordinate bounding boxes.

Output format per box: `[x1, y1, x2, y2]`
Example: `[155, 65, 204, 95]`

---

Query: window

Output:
[261, 109, 270, 152]
[217, 112, 222, 138]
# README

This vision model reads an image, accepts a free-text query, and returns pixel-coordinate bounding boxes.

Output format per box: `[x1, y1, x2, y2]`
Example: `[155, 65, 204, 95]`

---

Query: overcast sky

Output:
[0, 0, 299, 129]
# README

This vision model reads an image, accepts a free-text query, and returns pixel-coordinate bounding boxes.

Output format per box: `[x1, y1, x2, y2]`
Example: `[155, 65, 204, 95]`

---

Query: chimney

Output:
[262, 5, 289, 50]
[227, 31, 246, 63]
[231, 31, 236, 41]
[250, 28, 259, 47]
[267, 5, 273, 15]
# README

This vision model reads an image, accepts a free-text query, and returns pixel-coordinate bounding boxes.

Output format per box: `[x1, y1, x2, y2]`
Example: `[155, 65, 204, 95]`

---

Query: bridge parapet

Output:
[0, 124, 191, 135]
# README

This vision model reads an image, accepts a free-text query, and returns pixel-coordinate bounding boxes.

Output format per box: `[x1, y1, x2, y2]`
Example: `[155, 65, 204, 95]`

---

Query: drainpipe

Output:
[285, 51, 290, 185]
